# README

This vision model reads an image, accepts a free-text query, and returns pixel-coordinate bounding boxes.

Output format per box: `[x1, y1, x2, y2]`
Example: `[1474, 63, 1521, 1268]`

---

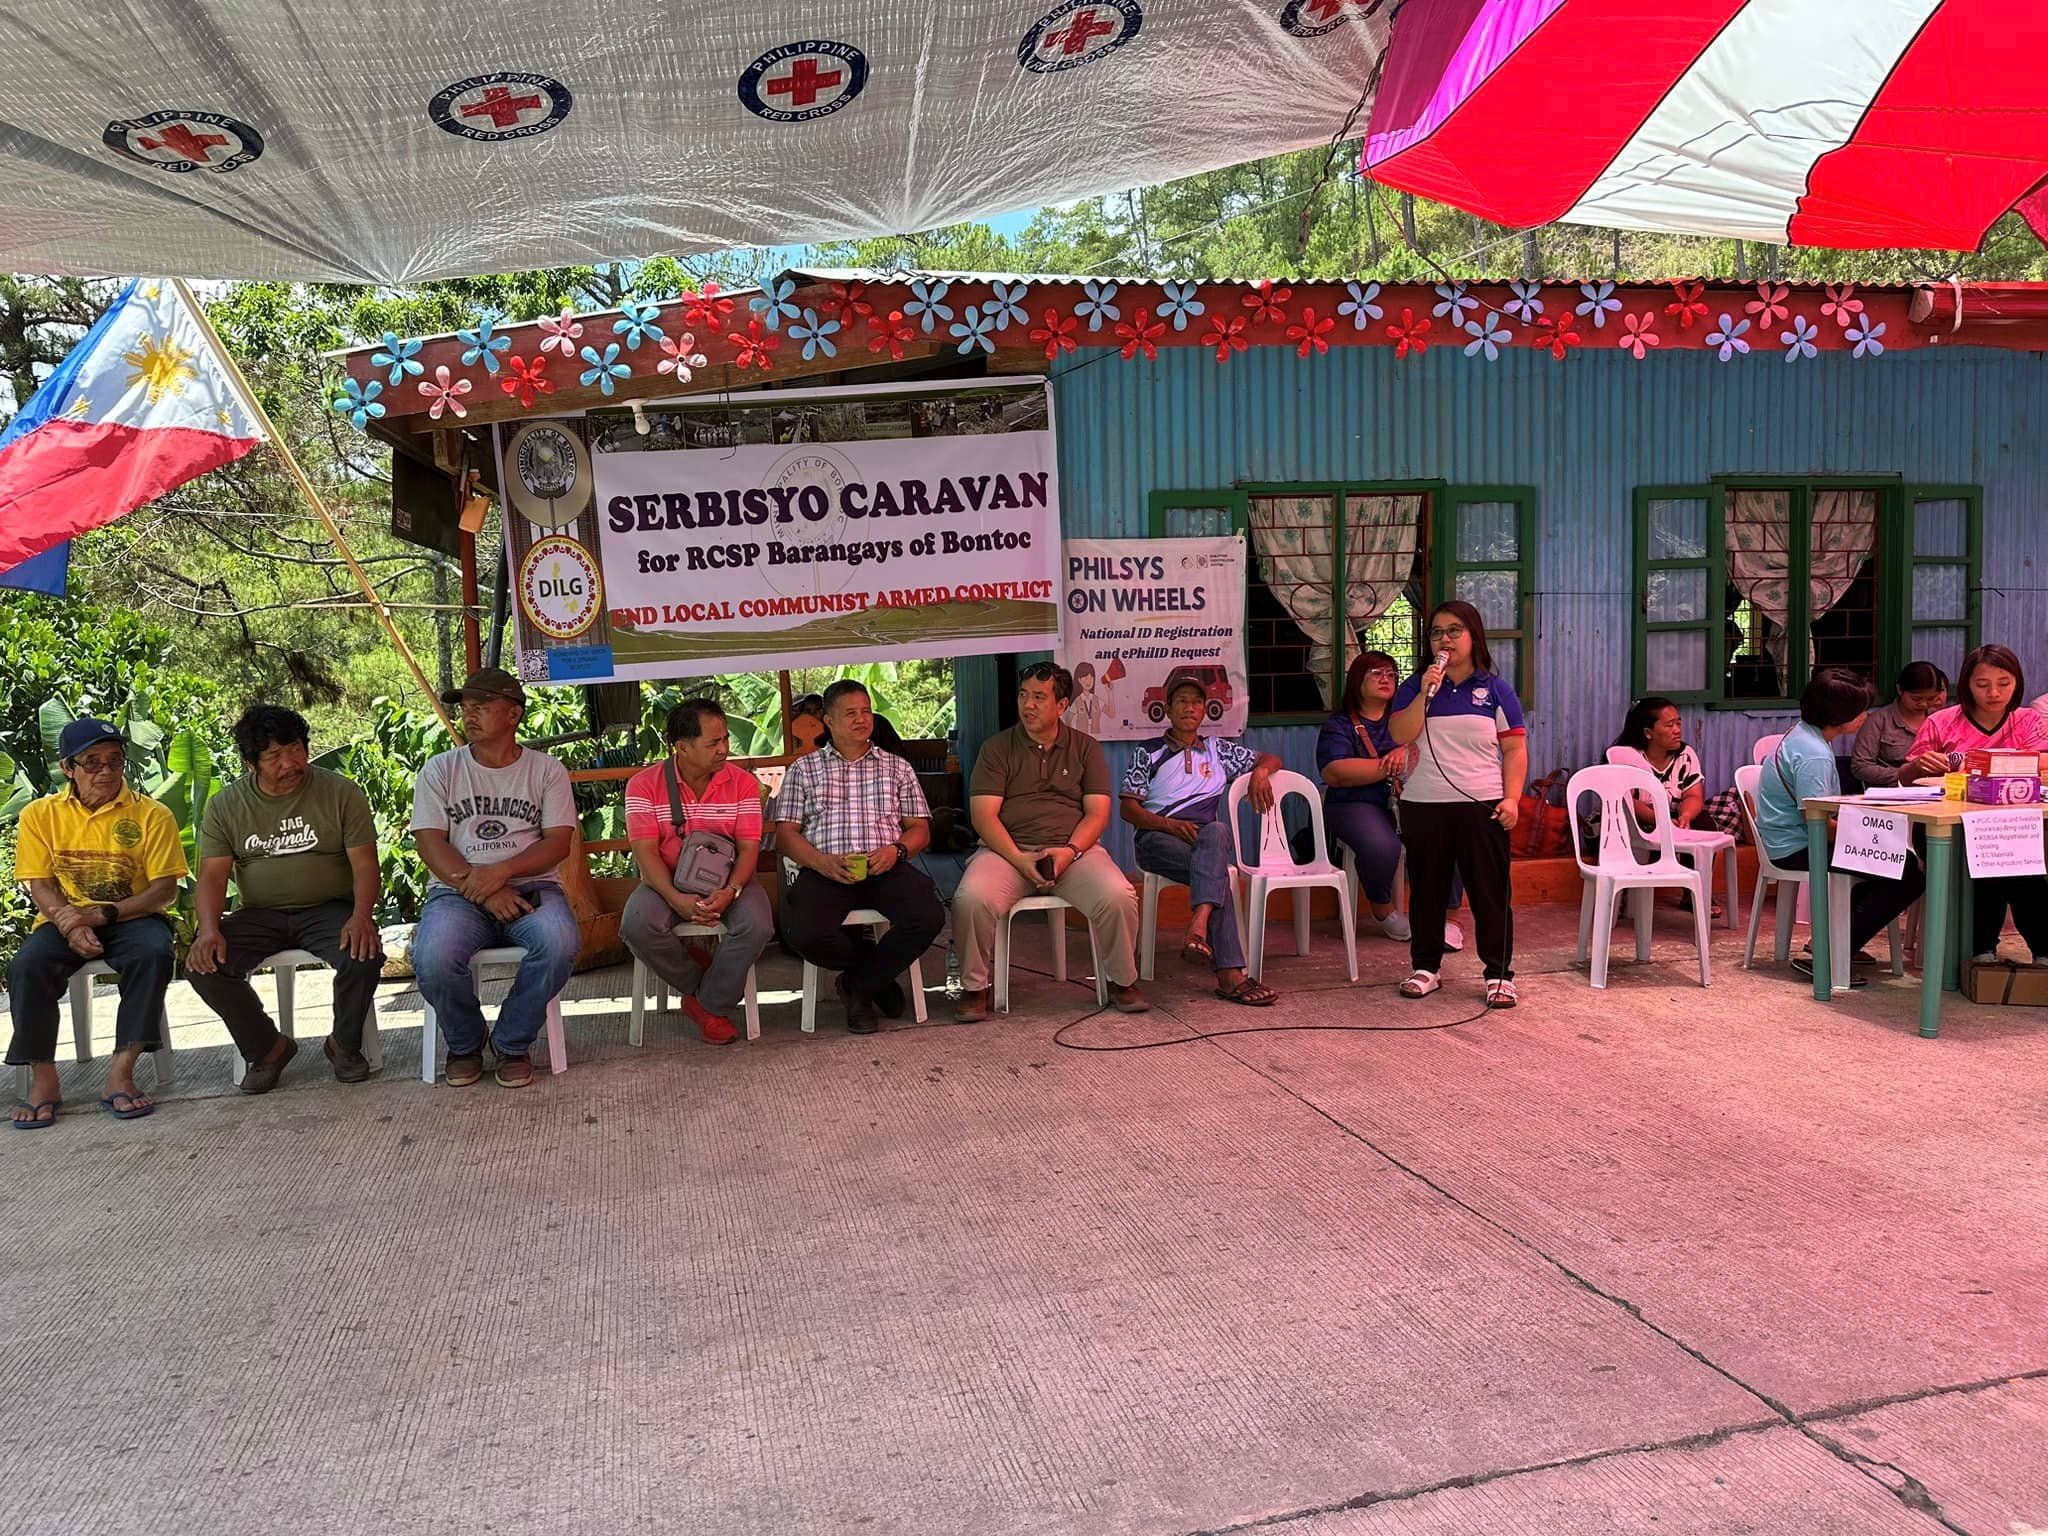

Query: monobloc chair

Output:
[798, 911, 929, 1030]
[13, 959, 176, 1099]
[1224, 768, 1357, 983]
[1137, 867, 1244, 980]
[1569, 763, 1712, 989]
[993, 895, 1108, 1014]
[629, 920, 761, 1044]
[1732, 765, 1904, 989]
[227, 949, 387, 1087]
[419, 946, 568, 1083]
[1604, 747, 1740, 930]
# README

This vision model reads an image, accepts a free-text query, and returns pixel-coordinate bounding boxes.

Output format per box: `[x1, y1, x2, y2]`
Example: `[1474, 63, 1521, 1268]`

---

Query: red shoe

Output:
[682, 994, 739, 1045]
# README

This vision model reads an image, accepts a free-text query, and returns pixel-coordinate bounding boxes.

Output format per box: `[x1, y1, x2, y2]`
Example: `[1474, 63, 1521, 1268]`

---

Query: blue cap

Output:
[57, 718, 123, 761]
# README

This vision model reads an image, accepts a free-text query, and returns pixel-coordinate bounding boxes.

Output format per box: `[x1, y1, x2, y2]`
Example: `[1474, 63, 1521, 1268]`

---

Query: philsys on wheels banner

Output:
[1057, 537, 1249, 742]
[498, 378, 1061, 685]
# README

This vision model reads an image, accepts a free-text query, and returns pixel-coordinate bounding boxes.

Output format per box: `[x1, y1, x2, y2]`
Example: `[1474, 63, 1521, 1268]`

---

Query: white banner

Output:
[1965, 809, 2048, 880]
[1057, 537, 1248, 741]
[1831, 805, 1910, 880]
[501, 382, 1061, 684]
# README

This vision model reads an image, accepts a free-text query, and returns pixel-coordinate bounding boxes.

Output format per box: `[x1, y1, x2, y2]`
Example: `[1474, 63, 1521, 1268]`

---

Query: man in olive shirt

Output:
[952, 662, 1147, 1022]
[187, 706, 384, 1091]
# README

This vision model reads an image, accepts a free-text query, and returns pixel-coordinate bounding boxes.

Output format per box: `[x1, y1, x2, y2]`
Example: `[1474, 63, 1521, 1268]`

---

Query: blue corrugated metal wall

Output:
[960, 342, 2048, 869]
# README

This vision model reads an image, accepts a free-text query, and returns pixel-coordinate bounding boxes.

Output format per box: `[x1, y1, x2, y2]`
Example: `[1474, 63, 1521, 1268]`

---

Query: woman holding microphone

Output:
[1388, 600, 1528, 1007]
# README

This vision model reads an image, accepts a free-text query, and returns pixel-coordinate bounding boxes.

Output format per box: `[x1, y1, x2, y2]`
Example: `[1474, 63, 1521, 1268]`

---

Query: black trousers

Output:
[5, 915, 173, 1064]
[1967, 876, 2048, 958]
[1399, 800, 1514, 980]
[783, 864, 945, 1004]
[185, 899, 383, 1060]
[1776, 848, 1927, 957]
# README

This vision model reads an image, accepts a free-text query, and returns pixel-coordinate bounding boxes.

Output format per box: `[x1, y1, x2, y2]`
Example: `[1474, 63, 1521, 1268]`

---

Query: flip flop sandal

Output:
[11, 1099, 60, 1129]
[98, 1091, 155, 1120]
[1215, 978, 1279, 1007]
[1180, 936, 1214, 967]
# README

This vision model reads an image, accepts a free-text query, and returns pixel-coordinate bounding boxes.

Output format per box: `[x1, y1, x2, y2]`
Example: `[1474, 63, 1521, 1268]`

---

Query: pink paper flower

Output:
[418, 364, 472, 419]
[1619, 312, 1660, 359]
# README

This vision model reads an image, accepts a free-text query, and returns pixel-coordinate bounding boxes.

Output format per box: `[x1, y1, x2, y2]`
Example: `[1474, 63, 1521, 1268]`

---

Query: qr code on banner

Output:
[516, 649, 549, 682]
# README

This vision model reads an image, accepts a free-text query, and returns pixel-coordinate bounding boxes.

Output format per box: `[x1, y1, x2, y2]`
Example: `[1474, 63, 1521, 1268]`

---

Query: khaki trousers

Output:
[952, 846, 1139, 992]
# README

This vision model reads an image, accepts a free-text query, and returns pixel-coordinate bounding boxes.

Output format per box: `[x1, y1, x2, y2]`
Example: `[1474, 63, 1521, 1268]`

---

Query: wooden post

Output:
[171, 279, 459, 739]
[778, 669, 796, 753]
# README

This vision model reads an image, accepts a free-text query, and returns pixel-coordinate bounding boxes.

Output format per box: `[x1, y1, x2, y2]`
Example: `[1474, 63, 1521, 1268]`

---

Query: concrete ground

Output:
[2, 896, 2045, 1536]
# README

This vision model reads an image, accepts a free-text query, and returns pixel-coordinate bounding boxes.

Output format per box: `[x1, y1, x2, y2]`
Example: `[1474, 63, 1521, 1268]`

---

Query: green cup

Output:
[847, 852, 869, 882]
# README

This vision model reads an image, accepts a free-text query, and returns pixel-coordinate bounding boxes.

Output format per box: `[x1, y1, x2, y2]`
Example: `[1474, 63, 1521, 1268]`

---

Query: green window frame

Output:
[1149, 481, 1536, 724]
[1630, 478, 1981, 705]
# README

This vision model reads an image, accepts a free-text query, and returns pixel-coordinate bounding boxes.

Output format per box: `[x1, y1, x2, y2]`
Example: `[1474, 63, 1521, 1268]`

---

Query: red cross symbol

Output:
[764, 56, 843, 108]
[460, 86, 545, 129]
[138, 122, 227, 162]
[1305, 0, 1350, 16]
[1043, 7, 1119, 55]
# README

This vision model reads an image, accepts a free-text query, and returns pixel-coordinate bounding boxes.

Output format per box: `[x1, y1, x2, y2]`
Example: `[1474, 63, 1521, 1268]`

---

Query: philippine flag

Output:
[0, 278, 263, 589]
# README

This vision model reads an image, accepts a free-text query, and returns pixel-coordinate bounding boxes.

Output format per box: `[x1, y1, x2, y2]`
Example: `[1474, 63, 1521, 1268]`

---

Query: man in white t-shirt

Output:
[409, 668, 579, 1089]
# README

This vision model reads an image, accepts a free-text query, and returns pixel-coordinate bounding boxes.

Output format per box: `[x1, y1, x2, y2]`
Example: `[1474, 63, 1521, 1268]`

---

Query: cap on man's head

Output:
[57, 717, 125, 762]
[1165, 670, 1208, 704]
[440, 666, 528, 707]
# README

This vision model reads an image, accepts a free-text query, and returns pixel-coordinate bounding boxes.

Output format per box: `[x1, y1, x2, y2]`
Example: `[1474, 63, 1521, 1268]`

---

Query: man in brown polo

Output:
[952, 662, 1148, 1022]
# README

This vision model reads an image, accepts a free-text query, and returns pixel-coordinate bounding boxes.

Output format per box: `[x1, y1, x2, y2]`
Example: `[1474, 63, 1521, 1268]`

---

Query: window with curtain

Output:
[1633, 480, 1979, 705]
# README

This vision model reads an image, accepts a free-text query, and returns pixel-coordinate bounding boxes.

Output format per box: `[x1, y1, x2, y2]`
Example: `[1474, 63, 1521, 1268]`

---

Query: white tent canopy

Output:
[0, 0, 1387, 284]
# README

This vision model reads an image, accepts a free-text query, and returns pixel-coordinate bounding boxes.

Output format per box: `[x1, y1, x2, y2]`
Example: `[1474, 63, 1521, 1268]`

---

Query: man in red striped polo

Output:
[621, 699, 771, 1044]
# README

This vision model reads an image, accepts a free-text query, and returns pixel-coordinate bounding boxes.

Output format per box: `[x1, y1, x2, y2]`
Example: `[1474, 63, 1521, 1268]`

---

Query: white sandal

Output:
[1399, 969, 1441, 999]
[1485, 978, 1518, 1009]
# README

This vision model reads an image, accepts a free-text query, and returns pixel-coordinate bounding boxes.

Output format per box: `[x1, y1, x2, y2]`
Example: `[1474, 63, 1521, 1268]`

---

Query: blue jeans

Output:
[414, 885, 578, 1058]
[1325, 800, 1402, 906]
[1134, 822, 1244, 973]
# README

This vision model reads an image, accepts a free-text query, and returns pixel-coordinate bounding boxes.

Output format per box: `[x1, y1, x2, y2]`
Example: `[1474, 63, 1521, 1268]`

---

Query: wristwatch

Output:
[98, 904, 119, 926]
[891, 839, 910, 863]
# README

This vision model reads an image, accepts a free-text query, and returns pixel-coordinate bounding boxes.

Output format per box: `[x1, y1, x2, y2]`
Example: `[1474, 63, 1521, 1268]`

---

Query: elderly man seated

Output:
[620, 698, 770, 1045]
[774, 679, 944, 1033]
[7, 718, 187, 1124]
[409, 667, 579, 1089]
[952, 662, 1148, 1022]
[1120, 671, 1283, 1007]
[186, 705, 385, 1092]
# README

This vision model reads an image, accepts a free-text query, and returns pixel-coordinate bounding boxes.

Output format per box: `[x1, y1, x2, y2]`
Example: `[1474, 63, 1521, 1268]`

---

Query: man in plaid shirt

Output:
[774, 679, 944, 1032]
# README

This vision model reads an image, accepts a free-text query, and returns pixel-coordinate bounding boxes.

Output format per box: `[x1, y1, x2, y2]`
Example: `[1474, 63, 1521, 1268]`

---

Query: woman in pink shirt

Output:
[1901, 644, 2048, 962]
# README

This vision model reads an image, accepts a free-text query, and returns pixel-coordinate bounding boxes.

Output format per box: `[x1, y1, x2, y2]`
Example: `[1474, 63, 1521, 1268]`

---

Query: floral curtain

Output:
[1811, 489, 1879, 632]
[1727, 490, 1793, 676]
[1250, 493, 1421, 708]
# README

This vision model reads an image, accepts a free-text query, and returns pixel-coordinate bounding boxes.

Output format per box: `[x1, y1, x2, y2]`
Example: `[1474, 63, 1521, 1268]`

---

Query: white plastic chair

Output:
[1751, 733, 1787, 764]
[1136, 867, 1244, 980]
[1605, 747, 1740, 931]
[1569, 764, 1712, 989]
[13, 959, 175, 1099]
[993, 895, 1108, 1014]
[799, 911, 929, 1031]
[419, 945, 567, 1083]
[1225, 768, 1357, 982]
[1732, 765, 1903, 989]
[629, 920, 761, 1044]
[227, 949, 387, 1087]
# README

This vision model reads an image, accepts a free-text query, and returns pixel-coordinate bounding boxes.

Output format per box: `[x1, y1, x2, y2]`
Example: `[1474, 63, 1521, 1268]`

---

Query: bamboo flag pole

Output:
[171, 279, 460, 740]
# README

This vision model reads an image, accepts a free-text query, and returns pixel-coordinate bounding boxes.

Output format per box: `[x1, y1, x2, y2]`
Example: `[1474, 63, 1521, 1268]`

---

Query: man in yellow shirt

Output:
[7, 718, 187, 1125]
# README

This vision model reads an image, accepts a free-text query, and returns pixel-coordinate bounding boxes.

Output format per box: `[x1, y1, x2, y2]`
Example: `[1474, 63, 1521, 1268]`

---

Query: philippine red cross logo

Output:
[1279, 0, 1376, 37]
[102, 110, 263, 173]
[1018, 0, 1143, 73]
[430, 73, 574, 141]
[738, 41, 869, 123]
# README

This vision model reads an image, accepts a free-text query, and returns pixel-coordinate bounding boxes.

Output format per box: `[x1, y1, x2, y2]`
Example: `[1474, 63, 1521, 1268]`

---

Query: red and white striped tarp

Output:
[1363, 0, 2048, 252]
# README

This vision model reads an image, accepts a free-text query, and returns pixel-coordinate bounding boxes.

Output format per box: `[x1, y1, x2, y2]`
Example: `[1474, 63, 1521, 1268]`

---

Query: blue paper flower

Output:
[1780, 315, 1819, 362]
[1847, 319, 1886, 359]
[749, 278, 800, 332]
[1504, 280, 1545, 324]
[790, 307, 841, 361]
[458, 313, 511, 375]
[1576, 280, 1622, 329]
[579, 342, 629, 395]
[950, 308, 997, 355]
[1432, 282, 1476, 323]
[371, 331, 422, 386]
[1462, 313, 1508, 361]
[1159, 280, 1206, 332]
[614, 299, 666, 350]
[1706, 313, 1751, 362]
[1338, 280, 1382, 330]
[331, 377, 385, 430]
[987, 281, 1031, 331]
[1076, 279, 1121, 332]
[905, 278, 954, 334]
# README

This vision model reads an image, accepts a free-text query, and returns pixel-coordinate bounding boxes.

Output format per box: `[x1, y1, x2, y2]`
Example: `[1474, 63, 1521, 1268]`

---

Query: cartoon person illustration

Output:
[1065, 661, 1102, 734]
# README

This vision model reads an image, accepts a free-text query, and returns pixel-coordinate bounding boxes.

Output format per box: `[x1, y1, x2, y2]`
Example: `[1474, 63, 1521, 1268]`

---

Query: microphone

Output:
[1424, 649, 1450, 699]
